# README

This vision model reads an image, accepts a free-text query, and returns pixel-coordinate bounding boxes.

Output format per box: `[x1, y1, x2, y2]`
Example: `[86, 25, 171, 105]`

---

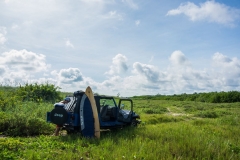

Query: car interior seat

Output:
[100, 105, 110, 121]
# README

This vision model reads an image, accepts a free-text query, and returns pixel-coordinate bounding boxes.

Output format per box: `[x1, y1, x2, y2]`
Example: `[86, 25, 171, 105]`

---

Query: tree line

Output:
[132, 91, 240, 103]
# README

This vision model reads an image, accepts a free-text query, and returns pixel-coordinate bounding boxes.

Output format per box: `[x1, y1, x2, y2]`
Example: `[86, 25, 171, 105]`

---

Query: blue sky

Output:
[0, 0, 240, 96]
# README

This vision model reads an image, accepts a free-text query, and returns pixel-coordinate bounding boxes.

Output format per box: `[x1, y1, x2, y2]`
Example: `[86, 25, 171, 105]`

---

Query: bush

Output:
[0, 90, 18, 111]
[146, 115, 182, 124]
[218, 115, 239, 126]
[0, 112, 10, 131]
[17, 83, 62, 103]
[194, 111, 219, 118]
[142, 106, 168, 114]
[1, 113, 54, 136]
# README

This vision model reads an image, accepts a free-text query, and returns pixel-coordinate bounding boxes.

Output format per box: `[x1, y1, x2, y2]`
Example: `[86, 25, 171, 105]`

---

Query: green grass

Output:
[1, 121, 239, 159]
[0, 95, 240, 159]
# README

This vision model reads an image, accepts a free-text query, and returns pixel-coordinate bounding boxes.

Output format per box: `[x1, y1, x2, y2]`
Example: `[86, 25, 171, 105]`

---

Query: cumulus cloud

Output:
[166, 1, 240, 26]
[0, 49, 51, 84]
[169, 50, 188, 66]
[1, 50, 240, 96]
[102, 76, 122, 87]
[213, 52, 240, 67]
[133, 62, 161, 83]
[49, 68, 101, 92]
[101, 72, 149, 96]
[105, 54, 128, 75]
[212, 52, 240, 78]
[126, 51, 240, 95]
[54, 52, 239, 96]
[54, 68, 84, 84]
[0, 49, 49, 72]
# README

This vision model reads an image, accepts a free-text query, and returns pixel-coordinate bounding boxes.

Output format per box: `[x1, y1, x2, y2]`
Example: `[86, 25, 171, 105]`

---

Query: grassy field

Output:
[0, 98, 239, 159]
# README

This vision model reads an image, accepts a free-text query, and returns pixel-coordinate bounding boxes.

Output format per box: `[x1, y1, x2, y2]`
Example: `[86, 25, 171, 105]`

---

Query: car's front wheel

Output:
[131, 119, 139, 127]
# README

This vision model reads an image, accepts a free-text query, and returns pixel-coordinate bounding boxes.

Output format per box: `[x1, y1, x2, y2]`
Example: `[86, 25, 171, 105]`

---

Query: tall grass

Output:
[1, 120, 239, 159]
[0, 86, 240, 159]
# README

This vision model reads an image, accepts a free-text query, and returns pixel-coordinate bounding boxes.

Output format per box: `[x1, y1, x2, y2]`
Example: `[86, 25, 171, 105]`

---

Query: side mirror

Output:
[121, 104, 124, 109]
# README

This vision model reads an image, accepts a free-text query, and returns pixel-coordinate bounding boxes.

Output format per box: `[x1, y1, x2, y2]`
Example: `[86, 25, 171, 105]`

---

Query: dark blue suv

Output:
[47, 90, 141, 136]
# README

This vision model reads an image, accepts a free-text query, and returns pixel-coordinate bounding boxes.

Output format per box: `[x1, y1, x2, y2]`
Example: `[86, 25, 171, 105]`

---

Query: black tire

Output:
[67, 130, 75, 134]
[131, 119, 138, 127]
[50, 107, 68, 125]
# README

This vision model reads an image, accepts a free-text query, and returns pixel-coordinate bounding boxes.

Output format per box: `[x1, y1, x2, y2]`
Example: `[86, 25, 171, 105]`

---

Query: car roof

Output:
[94, 95, 114, 99]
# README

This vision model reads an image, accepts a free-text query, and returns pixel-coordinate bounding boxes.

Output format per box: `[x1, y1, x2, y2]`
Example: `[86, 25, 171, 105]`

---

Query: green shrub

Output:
[17, 83, 62, 103]
[194, 111, 219, 118]
[1, 113, 54, 136]
[0, 90, 18, 111]
[0, 138, 24, 159]
[146, 115, 182, 124]
[218, 115, 239, 126]
[0, 112, 10, 132]
[141, 105, 168, 114]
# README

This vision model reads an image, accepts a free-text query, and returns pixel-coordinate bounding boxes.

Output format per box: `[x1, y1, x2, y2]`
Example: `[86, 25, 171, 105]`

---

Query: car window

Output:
[100, 98, 116, 108]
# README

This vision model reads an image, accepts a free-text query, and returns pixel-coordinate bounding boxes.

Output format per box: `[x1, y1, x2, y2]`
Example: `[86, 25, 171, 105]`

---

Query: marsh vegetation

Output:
[0, 84, 239, 159]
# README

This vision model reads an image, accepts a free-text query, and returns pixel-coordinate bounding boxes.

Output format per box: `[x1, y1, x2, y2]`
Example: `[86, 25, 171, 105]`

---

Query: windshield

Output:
[119, 100, 132, 111]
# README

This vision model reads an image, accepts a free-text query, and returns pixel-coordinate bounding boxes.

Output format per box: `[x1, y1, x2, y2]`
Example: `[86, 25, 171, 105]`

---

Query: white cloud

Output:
[166, 1, 240, 26]
[102, 11, 124, 20]
[1, 49, 240, 96]
[102, 76, 122, 88]
[101, 75, 149, 96]
[0, 27, 7, 45]
[0, 50, 50, 86]
[0, 33, 6, 45]
[65, 39, 74, 48]
[122, 0, 138, 9]
[0, 49, 49, 72]
[56, 68, 84, 84]
[0, 49, 51, 84]
[1, 0, 113, 31]
[81, 0, 104, 3]
[133, 62, 161, 83]
[127, 51, 240, 95]
[213, 52, 240, 67]
[149, 55, 154, 62]
[105, 54, 128, 75]
[11, 24, 19, 29]
[169, 50, 188, 66]
[50, 68, 100, 93]
[0, 66, 6, 75]
[135, 20, 140, 26]
[2, 1, 63, 23]
[212, 52, 240, 78]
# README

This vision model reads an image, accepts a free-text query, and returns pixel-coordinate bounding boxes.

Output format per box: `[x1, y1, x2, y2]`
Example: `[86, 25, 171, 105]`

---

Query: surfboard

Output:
[85, 86, 100, 138]
[79, 94, 95, 137]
